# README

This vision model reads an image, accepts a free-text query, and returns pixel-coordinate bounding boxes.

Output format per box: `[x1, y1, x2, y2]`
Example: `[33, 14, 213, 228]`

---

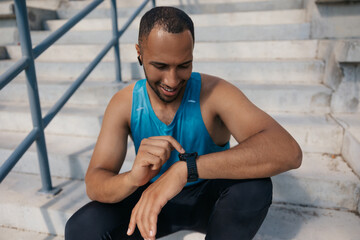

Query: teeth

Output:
[163, 86, 175, 92]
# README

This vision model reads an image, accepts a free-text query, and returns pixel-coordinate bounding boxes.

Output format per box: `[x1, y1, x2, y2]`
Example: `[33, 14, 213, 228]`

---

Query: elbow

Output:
[289, 141, 302, 170]
[84, 174, 96, 201]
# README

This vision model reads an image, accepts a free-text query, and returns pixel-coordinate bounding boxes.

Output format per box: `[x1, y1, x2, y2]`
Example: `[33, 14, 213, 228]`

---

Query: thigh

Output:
[65, 184, 148, 240]
[205, 178, 273, 240]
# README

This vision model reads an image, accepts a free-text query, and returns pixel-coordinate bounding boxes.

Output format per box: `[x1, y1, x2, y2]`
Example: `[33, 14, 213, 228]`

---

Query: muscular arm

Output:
[85, 86, 136, 203]
[197, 75, 302, 180]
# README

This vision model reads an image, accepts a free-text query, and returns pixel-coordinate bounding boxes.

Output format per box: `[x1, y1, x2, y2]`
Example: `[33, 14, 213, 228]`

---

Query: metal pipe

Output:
[14, 0, 58, 194]
[110, 0, 121, 82]
[33, 0, 104, 59]
[43, 37, 117, 127]
[0, 57, 29, 90]
[0, 128, 40, 182]
[118, 0, 150, 37]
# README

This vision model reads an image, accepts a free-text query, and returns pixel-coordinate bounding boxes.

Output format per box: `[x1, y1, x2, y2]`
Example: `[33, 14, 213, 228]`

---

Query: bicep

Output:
[87, 93, 131, 175]
[214, 81, 276, 143]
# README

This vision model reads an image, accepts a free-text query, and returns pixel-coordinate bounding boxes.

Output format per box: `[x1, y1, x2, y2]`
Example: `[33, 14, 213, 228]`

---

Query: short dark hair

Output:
[138, 6, 194, 48]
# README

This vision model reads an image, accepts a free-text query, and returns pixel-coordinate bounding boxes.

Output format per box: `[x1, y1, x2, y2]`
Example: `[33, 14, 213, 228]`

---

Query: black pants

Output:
[65, 178, 272, 240]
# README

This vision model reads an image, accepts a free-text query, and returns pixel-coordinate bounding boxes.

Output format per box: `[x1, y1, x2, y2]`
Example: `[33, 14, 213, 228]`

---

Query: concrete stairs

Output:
[0, 0, 360, 239]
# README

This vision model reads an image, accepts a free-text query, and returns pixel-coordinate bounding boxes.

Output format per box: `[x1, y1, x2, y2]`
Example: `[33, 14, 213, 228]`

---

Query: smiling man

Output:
[65, 6, 302, 240]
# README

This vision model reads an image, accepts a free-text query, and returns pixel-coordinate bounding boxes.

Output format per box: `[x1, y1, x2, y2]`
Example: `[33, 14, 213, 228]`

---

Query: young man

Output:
[65, 6, 302, 240]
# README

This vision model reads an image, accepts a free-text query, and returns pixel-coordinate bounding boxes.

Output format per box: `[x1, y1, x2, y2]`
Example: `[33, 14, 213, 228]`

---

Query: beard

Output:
[143, 67, 184, 104]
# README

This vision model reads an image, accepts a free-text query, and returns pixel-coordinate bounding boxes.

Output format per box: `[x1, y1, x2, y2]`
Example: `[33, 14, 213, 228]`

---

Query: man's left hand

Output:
[127, 161, 187, 240]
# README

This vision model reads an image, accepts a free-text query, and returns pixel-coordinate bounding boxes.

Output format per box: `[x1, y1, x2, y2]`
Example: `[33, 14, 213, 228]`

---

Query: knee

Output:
[65, 209, 85, 240]
[64, 202, 100, 240]
[220, 178, 272, 212]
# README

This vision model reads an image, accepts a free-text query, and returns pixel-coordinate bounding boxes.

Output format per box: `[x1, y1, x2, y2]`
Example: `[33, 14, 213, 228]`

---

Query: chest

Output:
[152, 102, 230, 147]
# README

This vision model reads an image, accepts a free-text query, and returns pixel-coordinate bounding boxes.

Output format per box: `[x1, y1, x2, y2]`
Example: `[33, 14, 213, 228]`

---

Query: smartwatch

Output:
[178, 152, 198, 182]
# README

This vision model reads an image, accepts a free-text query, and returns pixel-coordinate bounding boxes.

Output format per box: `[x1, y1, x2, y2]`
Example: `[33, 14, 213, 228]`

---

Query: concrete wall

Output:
[305, 0, 360, 39]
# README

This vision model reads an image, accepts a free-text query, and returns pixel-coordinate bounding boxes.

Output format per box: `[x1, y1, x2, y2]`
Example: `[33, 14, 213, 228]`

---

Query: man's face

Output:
[138, 27, 194, 103]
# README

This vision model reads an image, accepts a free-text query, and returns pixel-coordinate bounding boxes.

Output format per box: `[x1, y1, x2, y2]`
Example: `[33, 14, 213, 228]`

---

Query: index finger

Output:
[148, 136, 185, 154]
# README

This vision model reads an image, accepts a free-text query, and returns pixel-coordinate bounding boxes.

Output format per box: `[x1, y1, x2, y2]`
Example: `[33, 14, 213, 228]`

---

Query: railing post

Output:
[152, 0, 156, 7]
[14, 0, 60, 195]
[110, 0, 121, 82]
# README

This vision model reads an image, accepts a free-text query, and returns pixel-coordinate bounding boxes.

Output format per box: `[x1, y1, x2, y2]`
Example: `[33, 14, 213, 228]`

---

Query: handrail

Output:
[0, 0, 156, 194]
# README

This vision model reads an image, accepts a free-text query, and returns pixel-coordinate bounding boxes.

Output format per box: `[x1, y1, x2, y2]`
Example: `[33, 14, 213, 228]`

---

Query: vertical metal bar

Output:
[152, 0, 156, 7]
[110, 0, 121, 82]
[14, 0, 60, 195]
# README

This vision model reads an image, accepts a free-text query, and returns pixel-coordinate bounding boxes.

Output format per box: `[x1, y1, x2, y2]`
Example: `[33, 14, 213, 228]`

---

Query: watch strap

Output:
[179, 152, 198, 182]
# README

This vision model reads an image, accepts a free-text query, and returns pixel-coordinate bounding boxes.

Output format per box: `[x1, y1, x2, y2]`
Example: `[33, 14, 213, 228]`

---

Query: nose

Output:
[163, 68, 180, 88]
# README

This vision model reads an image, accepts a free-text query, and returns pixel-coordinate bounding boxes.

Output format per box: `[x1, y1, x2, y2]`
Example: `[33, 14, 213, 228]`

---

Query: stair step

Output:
[45, 9, 307, 31]
[334, 113, 360, 177]
[272, 152, 360, 211]
[57, 0, 304, 19]
[0, 131, 135, 180]
[0, 59, 324, 84]
[5, 40, 319, 62]
[0, 152, 359, 236]
[60, 0, 303, 10]
[0, 109, 343, 163]
[1, 203, 360, 240]
[0, 81, 331, 113]
[233, 82, 332, 113]
[27, 23, 310, 45]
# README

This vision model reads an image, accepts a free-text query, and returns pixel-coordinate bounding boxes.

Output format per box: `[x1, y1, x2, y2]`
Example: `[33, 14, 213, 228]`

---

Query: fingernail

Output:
[127, 228, 131, 235]
[180, 148, 185, 153]
[150, 230, 154, 236]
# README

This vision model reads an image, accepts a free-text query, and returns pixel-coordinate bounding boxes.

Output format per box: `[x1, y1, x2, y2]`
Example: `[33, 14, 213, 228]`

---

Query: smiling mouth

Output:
[161, 85, 176, 92]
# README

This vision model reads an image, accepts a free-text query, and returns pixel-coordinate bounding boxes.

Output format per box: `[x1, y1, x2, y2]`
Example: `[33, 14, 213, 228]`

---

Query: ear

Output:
[135, 44, 142, 66]
[135, 44, 141, 56]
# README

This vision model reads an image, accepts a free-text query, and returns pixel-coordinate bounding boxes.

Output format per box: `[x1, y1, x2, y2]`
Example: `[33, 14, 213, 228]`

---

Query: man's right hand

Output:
[127, 136, 185, 187]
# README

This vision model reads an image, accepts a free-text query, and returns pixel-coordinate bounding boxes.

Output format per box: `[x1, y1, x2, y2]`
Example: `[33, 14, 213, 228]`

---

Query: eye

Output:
[153, 64, 167, 70]
[178, 64, 190, 69]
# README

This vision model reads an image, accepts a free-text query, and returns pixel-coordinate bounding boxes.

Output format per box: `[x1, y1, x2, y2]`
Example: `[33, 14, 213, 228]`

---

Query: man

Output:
[65, 6, 302, 240]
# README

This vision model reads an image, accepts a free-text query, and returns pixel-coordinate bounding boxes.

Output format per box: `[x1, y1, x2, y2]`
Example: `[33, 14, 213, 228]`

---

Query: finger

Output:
[148, 136, 185, 154]
[140, 141, 171, 163]
[136, 197, 151, 239]
[127, 204, 139, 236]
[142, 152, 162, 170]
[149, 208, 158, 239]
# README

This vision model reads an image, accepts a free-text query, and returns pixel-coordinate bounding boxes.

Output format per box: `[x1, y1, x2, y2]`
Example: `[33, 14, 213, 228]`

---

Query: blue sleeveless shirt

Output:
[130, 72, 230, 186]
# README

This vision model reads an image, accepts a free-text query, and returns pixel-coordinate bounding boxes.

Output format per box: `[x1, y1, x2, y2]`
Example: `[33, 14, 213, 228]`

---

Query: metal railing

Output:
[0, 0, 156, 194]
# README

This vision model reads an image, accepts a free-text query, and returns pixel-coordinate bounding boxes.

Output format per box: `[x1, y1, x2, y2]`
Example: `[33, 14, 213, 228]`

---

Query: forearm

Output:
[197, 124, 302, 180]
[85, 169, 138, 203]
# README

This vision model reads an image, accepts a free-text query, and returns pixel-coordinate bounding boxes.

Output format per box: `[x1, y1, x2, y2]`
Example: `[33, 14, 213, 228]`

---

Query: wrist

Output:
[125, 171, 142, 189]
[172, 161, 188, 186]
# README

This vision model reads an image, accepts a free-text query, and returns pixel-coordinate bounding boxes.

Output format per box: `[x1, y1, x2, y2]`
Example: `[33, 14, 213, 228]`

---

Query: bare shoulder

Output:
[200, 73, 274, 142]
[200, 73, 248, 107]
[104, 82, 136, 128]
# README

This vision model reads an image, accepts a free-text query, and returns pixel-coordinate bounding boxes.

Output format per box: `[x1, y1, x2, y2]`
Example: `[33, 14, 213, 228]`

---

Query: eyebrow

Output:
[149, 60, 193, 66]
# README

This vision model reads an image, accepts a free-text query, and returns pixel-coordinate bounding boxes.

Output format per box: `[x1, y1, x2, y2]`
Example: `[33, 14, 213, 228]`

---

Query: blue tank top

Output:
[130, 72, 230, 186]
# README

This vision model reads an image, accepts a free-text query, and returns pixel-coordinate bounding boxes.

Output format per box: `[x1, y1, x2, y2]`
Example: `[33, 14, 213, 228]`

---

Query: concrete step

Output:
[0, 80, 331, 113]
[57, 0, 304, 19]
[334, 113, 360, 177]
[0, 153, 359, 236]
[0, 131, 135, 180]
[27, 23, 310, 45]
[232, 82, 331, 113]
[0, 111, 343, 174]
[5, 40, 319, 62]
[45, 9, 307, 31]
[59, 0, 304, 10]
[0, 59, 324, 84]
[1, 203, 360, 240]
[273, 152, 360, 212]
